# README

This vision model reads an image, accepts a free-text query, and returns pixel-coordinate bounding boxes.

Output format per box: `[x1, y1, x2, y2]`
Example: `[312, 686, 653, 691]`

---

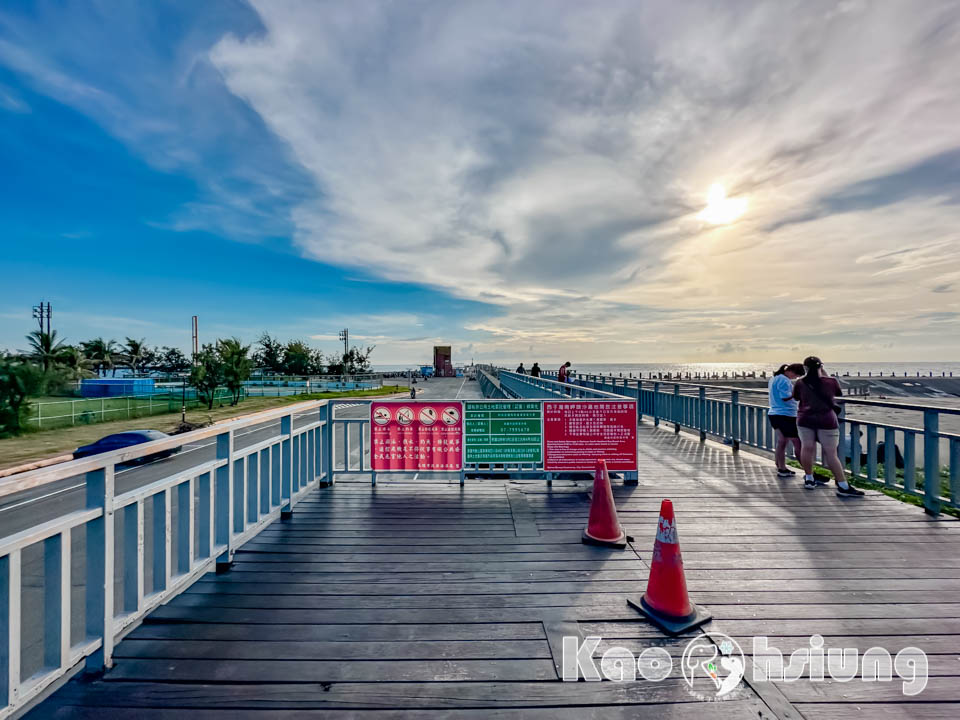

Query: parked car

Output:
[73, 430, 182, 464]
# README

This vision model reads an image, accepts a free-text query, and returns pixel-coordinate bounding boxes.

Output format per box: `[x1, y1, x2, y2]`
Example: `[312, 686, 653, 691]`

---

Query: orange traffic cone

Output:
[582, 459, 627, 548]
[627, 499, 712, 635]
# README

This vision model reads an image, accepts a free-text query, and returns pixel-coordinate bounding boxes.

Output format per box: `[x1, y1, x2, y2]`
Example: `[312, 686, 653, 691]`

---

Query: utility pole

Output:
[32, 301, 52, 335]
[338, 328, 349, 359]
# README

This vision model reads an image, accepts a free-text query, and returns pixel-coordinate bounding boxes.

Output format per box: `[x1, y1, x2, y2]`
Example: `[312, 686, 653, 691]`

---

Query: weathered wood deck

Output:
[26, 424, 960, 719]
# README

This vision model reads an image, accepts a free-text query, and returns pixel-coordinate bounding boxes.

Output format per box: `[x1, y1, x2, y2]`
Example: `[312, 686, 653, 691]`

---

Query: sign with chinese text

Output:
[543, 401, 637, 471]
[463, 401, 542, 464]
[370, 401, 463, 472]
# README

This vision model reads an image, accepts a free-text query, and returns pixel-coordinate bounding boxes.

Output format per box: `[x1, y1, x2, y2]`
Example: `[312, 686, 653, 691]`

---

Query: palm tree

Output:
[57, 346, 94, 379]
[218, 338, 253, 406]
[25, 330, 67, 372]
[123, 337, 152, 376]
[81, 337, 118, 377]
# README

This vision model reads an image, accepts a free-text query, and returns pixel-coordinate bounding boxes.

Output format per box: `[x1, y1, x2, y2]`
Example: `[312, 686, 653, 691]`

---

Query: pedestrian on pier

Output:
[793, 356, 864, 497]
[558, 361, 571, 383]
[530, 362, 541, 377]
[768, 363, 804, 478]
[516, 362, 527, 374]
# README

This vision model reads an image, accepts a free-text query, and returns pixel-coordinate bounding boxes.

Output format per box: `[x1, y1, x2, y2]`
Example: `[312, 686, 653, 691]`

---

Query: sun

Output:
[698, 183, 748, 225]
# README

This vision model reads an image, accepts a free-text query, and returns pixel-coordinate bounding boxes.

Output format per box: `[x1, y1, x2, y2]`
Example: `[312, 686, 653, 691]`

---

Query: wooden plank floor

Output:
[26, 424, 960, 719]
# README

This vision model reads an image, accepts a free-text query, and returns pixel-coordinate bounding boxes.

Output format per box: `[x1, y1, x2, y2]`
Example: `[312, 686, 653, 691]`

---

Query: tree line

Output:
[0, 331, 374, 436]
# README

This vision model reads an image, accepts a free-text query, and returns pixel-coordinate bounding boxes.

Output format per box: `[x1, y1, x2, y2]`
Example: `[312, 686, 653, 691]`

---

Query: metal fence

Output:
[28, 389, 239, 429]
[548, 371, 959, 515]
[0, 400, 333, 718]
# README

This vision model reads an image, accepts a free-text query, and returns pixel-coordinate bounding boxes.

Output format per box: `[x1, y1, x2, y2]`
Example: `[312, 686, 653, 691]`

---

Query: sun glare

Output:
[698, 183, 748, 225]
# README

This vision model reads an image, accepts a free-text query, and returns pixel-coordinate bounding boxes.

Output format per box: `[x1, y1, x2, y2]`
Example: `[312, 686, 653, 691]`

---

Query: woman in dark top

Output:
[793, 356, 864, 497]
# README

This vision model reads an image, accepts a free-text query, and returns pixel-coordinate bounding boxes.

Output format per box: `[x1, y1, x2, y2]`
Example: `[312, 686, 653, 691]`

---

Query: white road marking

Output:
[0, 482, 86, 514]
[455, 377, 467, 399]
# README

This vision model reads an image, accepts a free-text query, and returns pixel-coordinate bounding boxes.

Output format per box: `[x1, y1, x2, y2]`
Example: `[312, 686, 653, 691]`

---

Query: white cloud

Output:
[205, 0, 960, 359]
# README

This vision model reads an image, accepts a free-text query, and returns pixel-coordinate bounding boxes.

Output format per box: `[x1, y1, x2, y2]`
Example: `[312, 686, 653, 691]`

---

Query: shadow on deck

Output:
[25, 425, 960, 719]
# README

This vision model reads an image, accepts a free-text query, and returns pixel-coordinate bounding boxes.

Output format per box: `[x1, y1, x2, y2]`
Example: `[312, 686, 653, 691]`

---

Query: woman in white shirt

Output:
[768, 363, 805, 478]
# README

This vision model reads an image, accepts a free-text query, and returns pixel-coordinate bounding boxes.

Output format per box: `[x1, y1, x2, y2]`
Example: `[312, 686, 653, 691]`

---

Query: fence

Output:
[28, 389, 239, 430]
[0, 400, 333, 718]
[540, 371, 958, 515]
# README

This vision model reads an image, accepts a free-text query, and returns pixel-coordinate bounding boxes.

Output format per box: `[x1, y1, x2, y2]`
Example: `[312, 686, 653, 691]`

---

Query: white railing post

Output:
[1, 550, 21, 707]
[85, 465, 115, 671]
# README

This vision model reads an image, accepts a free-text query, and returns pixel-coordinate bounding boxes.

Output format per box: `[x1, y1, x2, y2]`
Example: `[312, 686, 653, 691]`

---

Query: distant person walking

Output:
[530, 362, 541, 378]
[516, 363, 526, 374]
[768, 363, 804, 478]
[794, 356, 864, 497]
[557, 361, 572, 383]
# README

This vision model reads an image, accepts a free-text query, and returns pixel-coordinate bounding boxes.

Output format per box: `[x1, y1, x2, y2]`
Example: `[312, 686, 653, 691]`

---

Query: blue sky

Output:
[2, 1, 959, 364]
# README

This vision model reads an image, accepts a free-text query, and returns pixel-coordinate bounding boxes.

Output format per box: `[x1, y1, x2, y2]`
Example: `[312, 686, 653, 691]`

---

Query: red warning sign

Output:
[371, 401, 463, 472]
[543, 401, 637, 471]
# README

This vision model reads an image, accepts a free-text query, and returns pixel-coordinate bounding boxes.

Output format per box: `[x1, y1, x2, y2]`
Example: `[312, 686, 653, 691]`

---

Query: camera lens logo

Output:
[681, 633, 745, 700]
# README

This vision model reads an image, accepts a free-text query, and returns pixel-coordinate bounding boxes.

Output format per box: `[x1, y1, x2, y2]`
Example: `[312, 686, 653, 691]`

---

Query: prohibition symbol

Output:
[396, 407, 414, 425]
[419, 406, 438, 425]
[373, 407, 392, 425]
[441, 406, 461, 425]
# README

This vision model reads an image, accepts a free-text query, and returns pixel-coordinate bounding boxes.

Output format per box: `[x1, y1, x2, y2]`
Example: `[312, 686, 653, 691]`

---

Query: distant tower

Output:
[339, 328, 349, 359]
[192, 315, 199, 359]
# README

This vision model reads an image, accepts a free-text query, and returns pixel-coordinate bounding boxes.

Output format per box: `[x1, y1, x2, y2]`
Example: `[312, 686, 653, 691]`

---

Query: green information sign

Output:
[463, 401, 543, 464]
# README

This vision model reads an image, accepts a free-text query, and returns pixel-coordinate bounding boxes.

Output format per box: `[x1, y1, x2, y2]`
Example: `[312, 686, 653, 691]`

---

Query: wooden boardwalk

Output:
[26, 424, 960, 719]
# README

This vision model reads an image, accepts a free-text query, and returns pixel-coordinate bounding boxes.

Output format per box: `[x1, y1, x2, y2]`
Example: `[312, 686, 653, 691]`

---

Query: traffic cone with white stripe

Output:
[581, 459, 627, 548]
[627, 499, 712, 635]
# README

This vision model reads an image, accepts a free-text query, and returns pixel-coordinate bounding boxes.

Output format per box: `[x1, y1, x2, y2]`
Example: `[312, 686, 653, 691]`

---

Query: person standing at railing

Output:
[768, 363, 805, 478]
[558, 361, 571, 383]
[530, 362, 541, 378]
[516, 363, 527, 374]
[793, 356, 864, 497]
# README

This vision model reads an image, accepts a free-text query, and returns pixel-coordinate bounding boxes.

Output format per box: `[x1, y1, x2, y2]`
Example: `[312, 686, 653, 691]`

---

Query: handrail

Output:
[0, 399, 328, 500]
[0, 399, 333, 718]
[506, 370, 958, 515]
[565, 372, 960, 415]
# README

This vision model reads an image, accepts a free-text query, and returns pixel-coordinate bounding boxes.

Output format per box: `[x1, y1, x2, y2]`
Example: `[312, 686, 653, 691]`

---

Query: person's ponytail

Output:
[773, 364, 789, 376]
[802, 356, 823, 388]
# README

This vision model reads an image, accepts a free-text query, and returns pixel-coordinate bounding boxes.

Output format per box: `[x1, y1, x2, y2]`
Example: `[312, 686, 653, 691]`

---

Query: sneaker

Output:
[815, 476, 830, 485]
[836, 484, 865, 498]
[777, 468, 795, 478]
[804, 477, 817, 490]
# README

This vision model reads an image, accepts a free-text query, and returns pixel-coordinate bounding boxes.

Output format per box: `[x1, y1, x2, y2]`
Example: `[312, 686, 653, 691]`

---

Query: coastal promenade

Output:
[3, 376, 958, 719]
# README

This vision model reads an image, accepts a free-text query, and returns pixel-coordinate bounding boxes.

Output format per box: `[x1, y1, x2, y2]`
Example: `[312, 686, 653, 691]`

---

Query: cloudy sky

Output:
[2, 0, 959, 365]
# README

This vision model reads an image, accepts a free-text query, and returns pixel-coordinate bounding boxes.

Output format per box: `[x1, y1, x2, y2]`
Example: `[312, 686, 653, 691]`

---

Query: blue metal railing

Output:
[551, 371, 959, 515]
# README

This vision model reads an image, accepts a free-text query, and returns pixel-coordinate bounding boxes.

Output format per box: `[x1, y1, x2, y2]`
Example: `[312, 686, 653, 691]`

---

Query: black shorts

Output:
[769, 415, 799, 438]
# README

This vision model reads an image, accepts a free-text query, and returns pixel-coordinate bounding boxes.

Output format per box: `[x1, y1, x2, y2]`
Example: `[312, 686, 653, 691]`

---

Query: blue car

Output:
[73, 429, 182, 464]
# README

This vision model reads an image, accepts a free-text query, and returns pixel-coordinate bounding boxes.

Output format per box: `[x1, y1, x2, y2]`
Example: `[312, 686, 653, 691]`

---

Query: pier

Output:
[3, 375, 960, 719]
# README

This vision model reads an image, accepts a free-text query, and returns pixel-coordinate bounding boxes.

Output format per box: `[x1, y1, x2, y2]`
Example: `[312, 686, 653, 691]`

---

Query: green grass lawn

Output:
[2, 386, 406, 471]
